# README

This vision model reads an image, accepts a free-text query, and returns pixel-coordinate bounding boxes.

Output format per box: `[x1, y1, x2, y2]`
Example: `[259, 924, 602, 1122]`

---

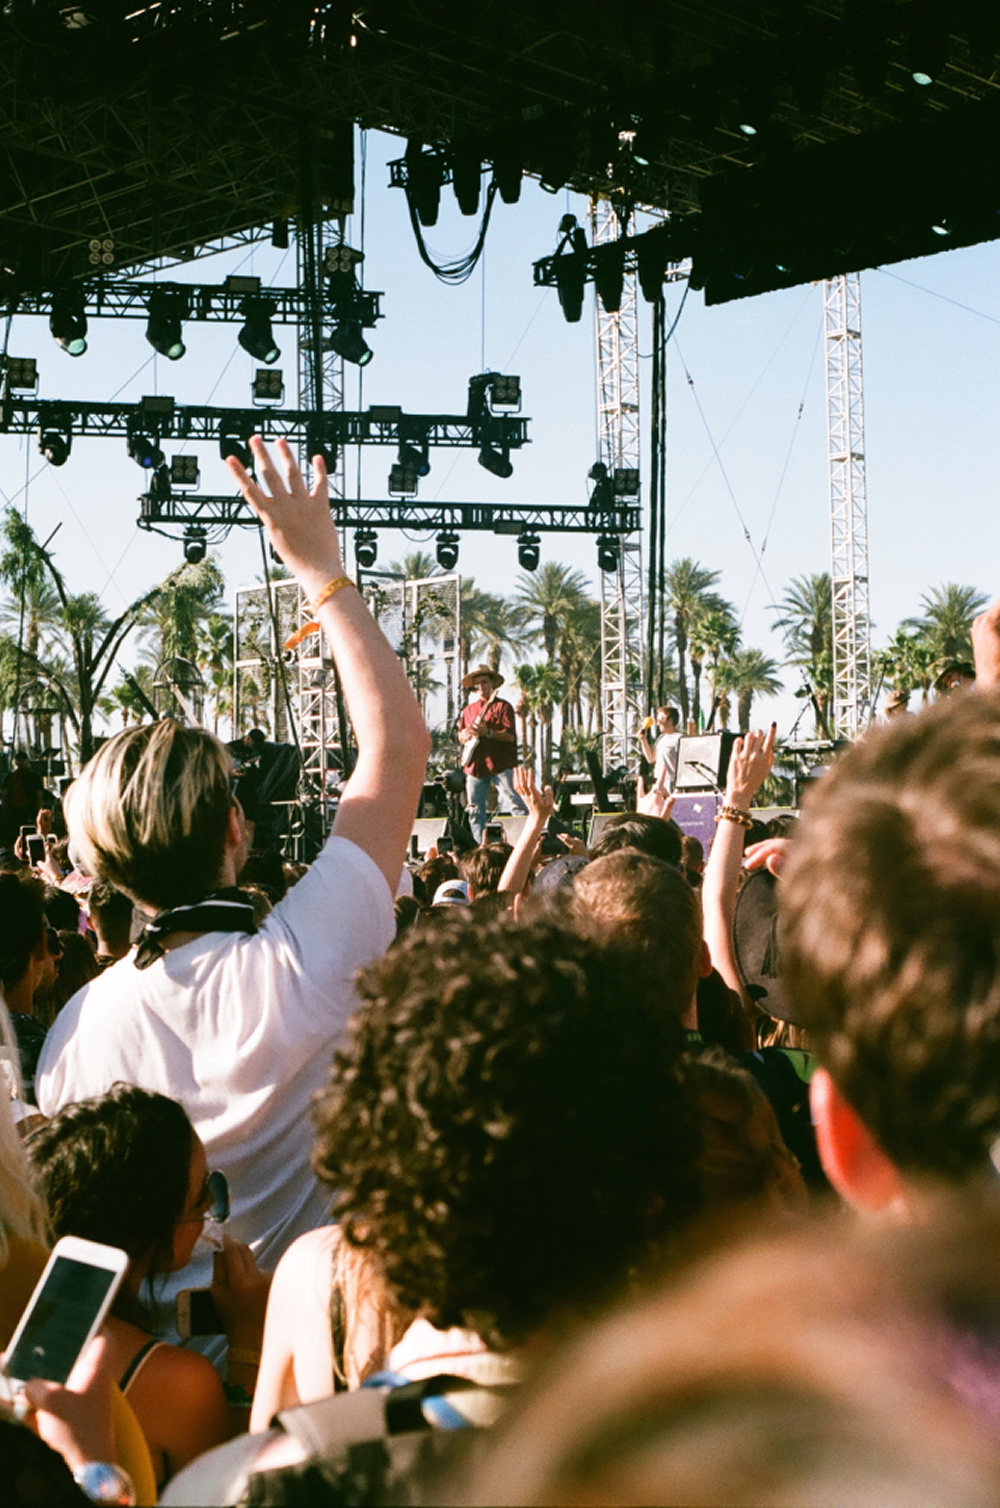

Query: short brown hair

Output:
[458, 842, 513, 896]
[781, 690, 1000, 1181]
[572, 850, 703, 1016]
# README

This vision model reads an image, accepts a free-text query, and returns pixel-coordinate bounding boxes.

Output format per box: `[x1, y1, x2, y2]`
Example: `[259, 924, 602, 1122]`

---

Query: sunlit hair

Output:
[64, 721, 234, 909]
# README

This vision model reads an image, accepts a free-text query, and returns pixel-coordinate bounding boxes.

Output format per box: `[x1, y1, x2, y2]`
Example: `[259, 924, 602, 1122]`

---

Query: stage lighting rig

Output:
[354, 529, 378, 568]
[4, 358, 37, 391]
[183, 526, 207, 564]
[252, 369, 285, 404]
[436, 531, 459, 571]
[388, 462, 419, 496]
[552, 214, 589, 323]
[478, 442, 514, 479]
[145, 290, 187, 361]
[219, 435, 252, 469]
[38, 417, 71, 467]
[238, 298, 280, 364]
[128, 428, 165, 469]
[327, 319, 372, 367]
[170, 454, 200, 487]
[517, 531, 540, 571]
[49, 290, 88, 357]
[597, 533, 621, 573]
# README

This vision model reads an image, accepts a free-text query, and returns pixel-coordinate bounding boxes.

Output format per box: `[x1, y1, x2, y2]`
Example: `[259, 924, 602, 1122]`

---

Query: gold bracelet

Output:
[310, 575, 352, 613]
[228, 1346, 261, 1368]
[716, 804, 754, 829]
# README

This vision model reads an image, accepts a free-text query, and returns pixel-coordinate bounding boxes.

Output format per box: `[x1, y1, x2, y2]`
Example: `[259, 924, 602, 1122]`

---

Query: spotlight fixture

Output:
[613, 468, 640, 497]
[148, 464, 172, 503]
[593, 240, 626, 314]
[398, 441, 430, 478]
[219, 435, 252, 469]
[252, 369, 285, 404]
[388, 462, 419, 496]
[38, 427, 71, 467]
[517, 531, 540, 572]
[553, 214, 589, 324]
[49, 289, 88, 357]
[170, 454, 200, 487]
[183, 526, 207, 565]
[238, 298, 280, 364]
[355, 529, 378, 569]
[145, 292, 186, 361]
[5, 357, 37, 390]
[478, 443, 514, 479]
[597, 533, 621, 574]
[486, 374, 521, 410]
[450, 140, 482, 216]
[436, 531, 460, 571]
[324, 242, 364, 275]
[305, 422, 338, 472]
[327, 321, 373, 366]
[128, 431, 165, 469]
[405, 140, 444, 227]
[491, 133, 523, 204]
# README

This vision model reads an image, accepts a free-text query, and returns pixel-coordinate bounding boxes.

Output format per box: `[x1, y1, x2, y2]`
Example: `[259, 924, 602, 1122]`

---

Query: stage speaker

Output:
[674, 731, 737, 792]
[410, 816, 448, 856]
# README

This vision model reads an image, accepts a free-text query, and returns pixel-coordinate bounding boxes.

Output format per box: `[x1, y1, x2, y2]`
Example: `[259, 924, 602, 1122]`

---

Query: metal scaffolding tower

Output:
[825, 273, 872, 739]
[592, 198, 644, 769]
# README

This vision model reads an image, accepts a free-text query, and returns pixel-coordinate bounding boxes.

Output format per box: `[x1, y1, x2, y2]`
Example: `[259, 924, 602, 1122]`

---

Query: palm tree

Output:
[662, 558, 722, 725]
[690, 600, 740, 730]
[199, 613, 235, 734]
[718, 647, 783, 732]
[901, 583, 987, 668]
[387, 551, 439, 581]
[771, 573, 834, 738]
[140, 557, 226, 667]
[514, 562, 592, 670]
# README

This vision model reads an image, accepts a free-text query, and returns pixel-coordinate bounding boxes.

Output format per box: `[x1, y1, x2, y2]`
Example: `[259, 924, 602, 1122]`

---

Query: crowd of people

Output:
[4, 436, 1000, 1506]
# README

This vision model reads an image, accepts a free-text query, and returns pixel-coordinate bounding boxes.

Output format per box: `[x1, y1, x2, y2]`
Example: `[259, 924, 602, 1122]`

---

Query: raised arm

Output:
[227, 439, 431, 889]
[498, 767, 555, 895]
[702, 725, 776, 1004]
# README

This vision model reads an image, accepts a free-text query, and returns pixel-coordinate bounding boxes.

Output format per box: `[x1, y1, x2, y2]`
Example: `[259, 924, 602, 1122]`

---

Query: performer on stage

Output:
[458, 666, 527, 843]
[639, 705, 682, 793]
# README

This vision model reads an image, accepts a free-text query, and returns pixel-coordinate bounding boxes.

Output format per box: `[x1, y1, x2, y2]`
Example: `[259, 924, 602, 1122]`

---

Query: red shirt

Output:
[460, 695, 519, 777]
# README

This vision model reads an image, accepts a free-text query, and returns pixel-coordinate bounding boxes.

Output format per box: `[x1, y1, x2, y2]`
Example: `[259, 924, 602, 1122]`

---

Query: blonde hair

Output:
[65, 721, 234, 910]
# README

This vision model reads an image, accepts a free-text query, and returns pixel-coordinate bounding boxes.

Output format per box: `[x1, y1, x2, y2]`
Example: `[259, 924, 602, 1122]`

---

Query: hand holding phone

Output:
[2, 1236, 127, 1387]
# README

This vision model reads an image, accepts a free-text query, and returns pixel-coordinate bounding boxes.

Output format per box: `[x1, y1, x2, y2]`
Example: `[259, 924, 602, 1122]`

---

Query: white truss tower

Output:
[824, 272, 872, 740]
[293, 219, 348, 819]
[592, 197, 644, 769]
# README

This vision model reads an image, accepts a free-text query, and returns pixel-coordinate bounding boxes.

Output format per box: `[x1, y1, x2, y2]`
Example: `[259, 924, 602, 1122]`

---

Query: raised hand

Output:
[725, 724, 777, 808]
[226, 437, 342, 598]
[513, 765, 555, 824]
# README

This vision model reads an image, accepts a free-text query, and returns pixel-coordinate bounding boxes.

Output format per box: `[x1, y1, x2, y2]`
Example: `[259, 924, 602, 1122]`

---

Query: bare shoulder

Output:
[275, 1225, 342, 1281]
[128, 1344, 230, 1477]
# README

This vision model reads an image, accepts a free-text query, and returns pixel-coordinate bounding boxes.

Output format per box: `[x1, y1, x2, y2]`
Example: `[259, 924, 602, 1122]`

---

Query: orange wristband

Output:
[310, 575, 353, 613]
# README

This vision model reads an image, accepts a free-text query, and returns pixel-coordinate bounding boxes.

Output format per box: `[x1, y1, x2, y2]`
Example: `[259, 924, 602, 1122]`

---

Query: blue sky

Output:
[1, 127, 998, 737]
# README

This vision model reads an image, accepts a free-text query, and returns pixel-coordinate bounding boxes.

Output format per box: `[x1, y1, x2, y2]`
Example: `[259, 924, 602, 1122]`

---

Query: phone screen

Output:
[187, 1289, 224, 1334]
[26, 835, 46, 865]
[5, 1256, 119, 1384]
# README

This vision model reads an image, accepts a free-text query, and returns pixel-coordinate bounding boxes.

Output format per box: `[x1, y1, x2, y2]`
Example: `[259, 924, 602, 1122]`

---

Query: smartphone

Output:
[26, 834, 46, 865]
[19, 825, 36, 841]
[438, 836, 453, 854]
[176, 1287, 225, 1337]
[3, 1235, 127, 1386]
[485, 822, 505, 843]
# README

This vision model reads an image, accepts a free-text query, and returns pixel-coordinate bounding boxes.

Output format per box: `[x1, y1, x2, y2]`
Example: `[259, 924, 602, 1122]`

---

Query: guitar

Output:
[462, 689, 498, 766]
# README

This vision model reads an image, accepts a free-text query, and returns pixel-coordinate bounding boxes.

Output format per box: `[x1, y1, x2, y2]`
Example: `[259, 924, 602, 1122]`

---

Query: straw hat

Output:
[462, 665, 504, 689]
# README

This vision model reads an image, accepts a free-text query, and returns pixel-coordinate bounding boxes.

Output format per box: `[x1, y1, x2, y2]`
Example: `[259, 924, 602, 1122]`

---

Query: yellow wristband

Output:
[310, 575, 353, 613]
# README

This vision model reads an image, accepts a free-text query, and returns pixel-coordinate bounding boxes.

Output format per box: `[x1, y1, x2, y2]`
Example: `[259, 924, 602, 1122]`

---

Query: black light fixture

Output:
[170, 454, 200, 486]
[145, 292, 186, 360]
[49, 289, 88, 357]
[597, 533, 621, 573]
[906, 1, 948, 86]
[388, 462, 419, 496]
[38, 426, 71, 467]
[478, 442, 514, 479]
[398, 441, 430, 478]
[128, 430, 165, 469]
[305, 421, 338, 473]
[517, 531, 540, 571]
[6, 357, 37, 390]
[219, 435, 252, 469]
[486, 374, 521, 410]
[183, 526, 207, 564]
[593, 239, 626, 314]
[328, 320, 373, 367]
[491, 130, 523, 204]
[238, 298, 280, 364]
[355, 529, 378, 569]
[450, 139, 482, 216]
[553, 214, 589, 323]
[613, 468, 640, 496]
[405, 139, 444, 227]
[252, 369, 285, 404]
[436, 531, 460, 571]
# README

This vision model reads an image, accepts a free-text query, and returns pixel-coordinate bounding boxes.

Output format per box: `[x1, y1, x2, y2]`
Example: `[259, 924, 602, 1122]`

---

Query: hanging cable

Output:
[405, 179, 500, 285]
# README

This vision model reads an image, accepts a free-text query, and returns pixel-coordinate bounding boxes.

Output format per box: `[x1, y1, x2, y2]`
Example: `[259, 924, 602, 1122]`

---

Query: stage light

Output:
[488, 374, 521, 410]
[478, 443, 513, 479]
[49, 289, 88, 356]
[597, 533, 621, 573]
[593, 240, 626, 313]
[128, 431, 165, 469]
[398, 441, 430, 477]
[39, 428, 71, 467]
[613, 468, 640, 496]
[450, 140, 482, 216]
[252, 369, 284, 403]
[219, 436, 252, 469]
[170, 454, 200, 486]
[149, 465, 171, 504]
[517, 532, 540, 571]
[145, 293, 186, 360]
[436, 531, 460, 571]
[388, 462, 419, 496]
[355, 529, 378, 569]
[6, 358, 37, 389]
[328, 320, 373, 366]
[306, 422, 339, 473]
[405, 140, 444, 227]
[491, 133, 523, 204]
[238, 298, 280, 364]
[183, 526, 207, 564]
[553, 214, 589, 323]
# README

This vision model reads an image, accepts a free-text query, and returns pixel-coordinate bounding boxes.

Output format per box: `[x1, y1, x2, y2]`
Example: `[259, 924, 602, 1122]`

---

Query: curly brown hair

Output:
[314, 909, 696, 1349]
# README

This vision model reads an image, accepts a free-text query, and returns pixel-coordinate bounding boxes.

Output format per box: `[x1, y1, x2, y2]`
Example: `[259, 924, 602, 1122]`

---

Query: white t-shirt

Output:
[36, 836, 393, 1305]
[654, 731, 682, 791]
